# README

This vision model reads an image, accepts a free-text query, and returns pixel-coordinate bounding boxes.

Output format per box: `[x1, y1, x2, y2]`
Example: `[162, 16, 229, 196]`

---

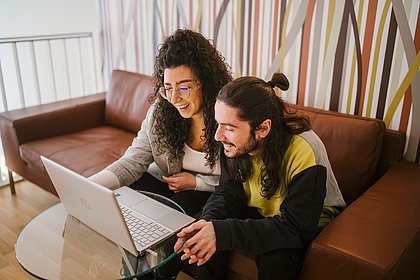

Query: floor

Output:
[0, 180, 194, 280]
[0, 180, 59, 279]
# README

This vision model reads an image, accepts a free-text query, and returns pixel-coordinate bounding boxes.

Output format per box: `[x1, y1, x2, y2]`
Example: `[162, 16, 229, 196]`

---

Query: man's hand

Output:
[174, 220, 216, 266]
[162, 172, 196, 192]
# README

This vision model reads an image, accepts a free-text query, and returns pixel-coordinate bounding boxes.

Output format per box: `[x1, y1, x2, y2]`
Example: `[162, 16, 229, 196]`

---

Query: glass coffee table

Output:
[15, 191, 187, 279]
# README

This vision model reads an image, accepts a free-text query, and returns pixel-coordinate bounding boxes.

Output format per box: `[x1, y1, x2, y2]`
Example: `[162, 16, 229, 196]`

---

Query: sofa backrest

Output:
[105, 70, 154, 133]
[296, 106, 386, 204]
[104, 70, 401, 205]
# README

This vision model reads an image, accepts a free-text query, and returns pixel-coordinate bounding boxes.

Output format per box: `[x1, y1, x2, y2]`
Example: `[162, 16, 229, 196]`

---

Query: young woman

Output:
[90, 29, 232, 217]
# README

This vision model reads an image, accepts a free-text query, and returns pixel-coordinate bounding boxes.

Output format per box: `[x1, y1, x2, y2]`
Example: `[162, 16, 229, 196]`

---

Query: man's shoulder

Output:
[288, 131, 317, 155]
[284, 131, 319, 169]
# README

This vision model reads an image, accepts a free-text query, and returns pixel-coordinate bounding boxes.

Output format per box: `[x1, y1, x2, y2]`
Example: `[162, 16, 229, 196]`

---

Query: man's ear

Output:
[255, 119, 271, 140]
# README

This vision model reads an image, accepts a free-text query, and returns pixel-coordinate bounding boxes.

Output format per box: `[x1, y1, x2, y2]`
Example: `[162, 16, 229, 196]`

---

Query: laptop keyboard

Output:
[120, 205, 171, 248]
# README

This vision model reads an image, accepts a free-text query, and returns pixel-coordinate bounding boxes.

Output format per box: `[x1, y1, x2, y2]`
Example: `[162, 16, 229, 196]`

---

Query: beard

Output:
[222, 134, 259, 158]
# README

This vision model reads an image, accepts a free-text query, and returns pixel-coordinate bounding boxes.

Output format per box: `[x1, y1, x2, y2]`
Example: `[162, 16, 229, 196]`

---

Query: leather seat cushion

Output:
[20, 126, 135, 178]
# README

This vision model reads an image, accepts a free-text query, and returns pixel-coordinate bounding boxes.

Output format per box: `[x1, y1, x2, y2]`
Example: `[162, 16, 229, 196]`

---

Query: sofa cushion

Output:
[19, 126, 135, 178]
[297, 106, 385, 204]
[105, 70, 154, 133]
[299, 161, 420, 279]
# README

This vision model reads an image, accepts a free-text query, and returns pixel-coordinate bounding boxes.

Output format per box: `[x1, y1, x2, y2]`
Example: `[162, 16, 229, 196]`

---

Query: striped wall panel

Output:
[100, 0, 420, 162]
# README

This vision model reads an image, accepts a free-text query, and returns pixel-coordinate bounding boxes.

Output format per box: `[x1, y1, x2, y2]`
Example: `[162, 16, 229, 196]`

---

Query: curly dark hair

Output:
[217, 73, 311, 199]
[150, 29, 232, 169]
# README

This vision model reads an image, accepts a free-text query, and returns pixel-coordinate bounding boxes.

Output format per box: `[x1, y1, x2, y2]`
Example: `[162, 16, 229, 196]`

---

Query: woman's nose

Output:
[169, 89, 181, 104]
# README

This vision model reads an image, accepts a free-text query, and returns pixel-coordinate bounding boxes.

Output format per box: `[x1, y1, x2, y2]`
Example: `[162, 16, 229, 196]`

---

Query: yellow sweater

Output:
[243, 133, 343, 227]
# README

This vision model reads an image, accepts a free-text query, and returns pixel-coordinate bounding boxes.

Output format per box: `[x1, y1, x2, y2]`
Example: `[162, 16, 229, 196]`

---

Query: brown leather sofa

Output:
[1, 70, 419, 279]
[0, 70, 153, 195]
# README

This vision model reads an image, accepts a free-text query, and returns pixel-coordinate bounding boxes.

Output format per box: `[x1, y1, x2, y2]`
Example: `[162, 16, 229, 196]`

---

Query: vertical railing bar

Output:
[30, 41, 42, 105]
[47, 39, 58, 101]
[77, 38, 86, 95]
[90, 36, 99, 93]
[63, 38, 72, 98]
[0, 59, 5, 184]
[0, 161, 4, 185]
[0, 57, 8, 112]
[12, 43, 25, 108]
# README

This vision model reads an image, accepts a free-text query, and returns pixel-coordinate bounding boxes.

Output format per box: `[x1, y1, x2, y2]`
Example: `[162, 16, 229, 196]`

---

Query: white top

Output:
[182, 144, 221, 192]
[182, 144, 221, 175]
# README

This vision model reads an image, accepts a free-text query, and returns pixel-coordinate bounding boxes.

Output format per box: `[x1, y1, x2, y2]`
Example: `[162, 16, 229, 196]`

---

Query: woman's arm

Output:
[88, 169, 120, 189]
[104, 106, 156, 187]
[161, 172, 219, 192]
[195, 174, 219, 192]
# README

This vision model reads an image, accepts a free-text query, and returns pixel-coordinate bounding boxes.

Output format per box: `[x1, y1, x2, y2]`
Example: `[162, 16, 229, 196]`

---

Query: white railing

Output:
[0, 32, 104, 187]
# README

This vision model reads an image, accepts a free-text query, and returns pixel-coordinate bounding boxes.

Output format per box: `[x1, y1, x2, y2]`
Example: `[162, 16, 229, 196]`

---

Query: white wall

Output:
[0, 0, 104, 111]
[0, 0, 100, 38]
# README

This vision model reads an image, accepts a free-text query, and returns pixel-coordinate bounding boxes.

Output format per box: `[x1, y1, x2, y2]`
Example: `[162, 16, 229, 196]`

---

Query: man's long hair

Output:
[151, 29, 232, 169]
[217, 74, 311, 199]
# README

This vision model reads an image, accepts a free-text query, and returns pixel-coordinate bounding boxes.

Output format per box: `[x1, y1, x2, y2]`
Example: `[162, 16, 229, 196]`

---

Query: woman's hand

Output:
[162, 172, 196, 192]
[174, 219, 216, 266]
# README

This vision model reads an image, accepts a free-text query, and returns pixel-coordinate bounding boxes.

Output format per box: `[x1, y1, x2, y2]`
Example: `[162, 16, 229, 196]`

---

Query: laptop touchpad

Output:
[131, 200, 172, 220]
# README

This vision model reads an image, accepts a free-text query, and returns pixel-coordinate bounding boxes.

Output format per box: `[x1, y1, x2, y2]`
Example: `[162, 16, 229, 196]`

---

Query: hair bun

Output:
[269, 73, 289, 91]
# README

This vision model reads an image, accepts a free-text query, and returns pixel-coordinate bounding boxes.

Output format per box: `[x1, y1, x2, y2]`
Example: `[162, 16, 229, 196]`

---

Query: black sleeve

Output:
[208, 165, 327, 255]
[200, 150, 247, 221]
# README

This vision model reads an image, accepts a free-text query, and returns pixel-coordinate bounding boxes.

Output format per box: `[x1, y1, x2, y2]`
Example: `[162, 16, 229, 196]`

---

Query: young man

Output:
[174, 73, 346, 280]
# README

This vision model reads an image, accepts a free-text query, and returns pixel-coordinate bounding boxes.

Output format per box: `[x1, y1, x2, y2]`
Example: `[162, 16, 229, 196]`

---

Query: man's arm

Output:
[200, 150, 247, 220]
[212, 165, 327, 254]
[176, 156, 327, 265]
[174, 150, 246, 264]
[177, 166, 327, 265]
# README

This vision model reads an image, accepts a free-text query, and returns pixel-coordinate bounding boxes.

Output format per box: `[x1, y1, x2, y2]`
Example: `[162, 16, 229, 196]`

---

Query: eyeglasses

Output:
[159, 86, 191, 100]
[159, 81, 199, 100]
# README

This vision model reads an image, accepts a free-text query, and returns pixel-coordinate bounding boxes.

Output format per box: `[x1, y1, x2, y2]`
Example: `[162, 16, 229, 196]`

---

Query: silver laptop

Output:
[41, 156, 195, 256]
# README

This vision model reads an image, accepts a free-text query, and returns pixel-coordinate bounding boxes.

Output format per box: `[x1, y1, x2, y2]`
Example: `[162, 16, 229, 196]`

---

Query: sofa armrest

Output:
[0, 93, 106, 172]
[375, 129, 406, 180]
[300, 161, 420, 279]
[0, 93, 106, 144]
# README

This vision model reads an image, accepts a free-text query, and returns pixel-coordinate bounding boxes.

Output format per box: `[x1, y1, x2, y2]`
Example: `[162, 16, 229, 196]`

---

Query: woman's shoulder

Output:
[143, 103, 158, 124]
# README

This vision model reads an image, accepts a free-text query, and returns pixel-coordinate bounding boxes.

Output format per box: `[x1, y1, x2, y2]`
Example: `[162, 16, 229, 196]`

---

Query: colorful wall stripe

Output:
[99, 0, 420, 162]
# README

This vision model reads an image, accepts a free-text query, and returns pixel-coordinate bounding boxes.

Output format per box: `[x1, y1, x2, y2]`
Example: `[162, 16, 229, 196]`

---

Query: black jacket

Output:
[200, 150, 327, 255]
